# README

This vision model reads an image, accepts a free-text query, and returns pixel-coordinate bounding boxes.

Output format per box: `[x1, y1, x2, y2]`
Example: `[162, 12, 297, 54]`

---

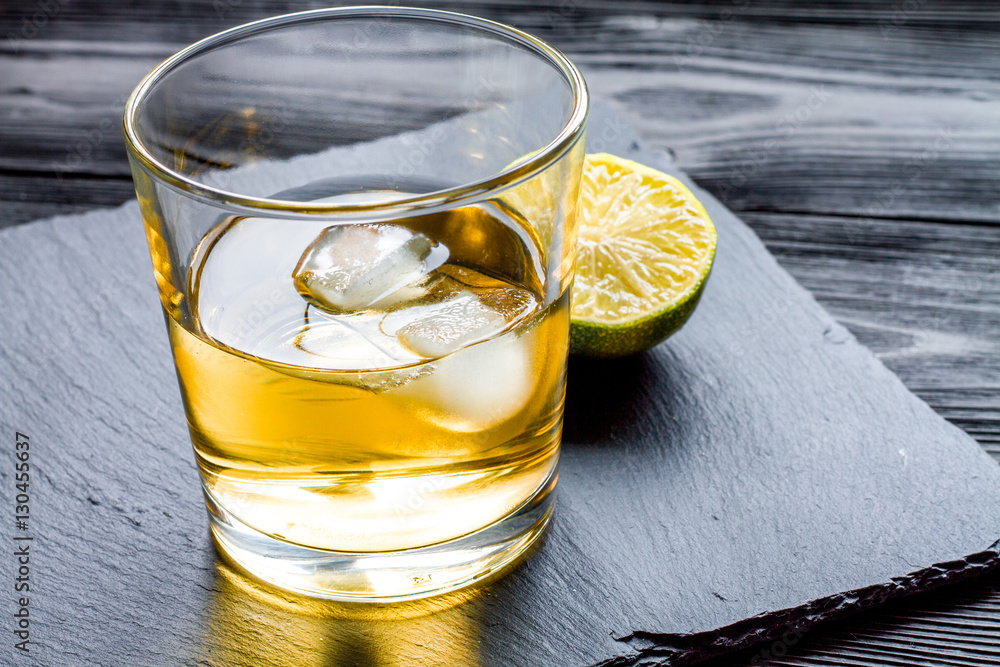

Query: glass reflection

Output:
[200, 557, 488, 666]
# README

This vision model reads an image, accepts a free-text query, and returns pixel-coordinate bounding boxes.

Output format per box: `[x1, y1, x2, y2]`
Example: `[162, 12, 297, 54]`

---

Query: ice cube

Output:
[396, 329, 533, 432]
[378, 283, 540, 431]
[291, 305, 401, 369]
[394, 292, 508, 358]
[477, 287, 537, 323]
[292, 224, 448, 314]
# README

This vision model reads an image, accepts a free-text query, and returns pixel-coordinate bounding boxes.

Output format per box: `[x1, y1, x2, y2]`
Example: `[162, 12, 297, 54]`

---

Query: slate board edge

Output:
[591, 540, 1000, 667]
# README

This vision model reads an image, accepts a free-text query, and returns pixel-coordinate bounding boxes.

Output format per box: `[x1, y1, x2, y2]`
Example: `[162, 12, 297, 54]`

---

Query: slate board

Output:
[1, 103, 999, 667]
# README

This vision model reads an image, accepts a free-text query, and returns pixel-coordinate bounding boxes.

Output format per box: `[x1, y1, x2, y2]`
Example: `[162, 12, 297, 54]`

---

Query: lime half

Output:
[570, 153, 717, 357]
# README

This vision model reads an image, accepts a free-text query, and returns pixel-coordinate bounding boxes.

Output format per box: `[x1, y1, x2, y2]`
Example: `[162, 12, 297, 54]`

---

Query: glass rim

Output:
[122, 5, 589, 219]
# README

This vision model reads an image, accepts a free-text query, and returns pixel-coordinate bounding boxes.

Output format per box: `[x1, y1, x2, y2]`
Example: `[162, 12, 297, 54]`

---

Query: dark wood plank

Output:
[0, 44, 166, 178]
[3, 0, 1000, 45]
[705, 568, 1000, 667]
[0, 174, 136, 228]
[3, 8, 999, 223]
[565, 15, 1000, 224]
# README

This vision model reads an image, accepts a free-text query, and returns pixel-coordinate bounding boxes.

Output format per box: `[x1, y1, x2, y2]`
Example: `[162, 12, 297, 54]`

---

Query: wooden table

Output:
[2, 1, 997, 664]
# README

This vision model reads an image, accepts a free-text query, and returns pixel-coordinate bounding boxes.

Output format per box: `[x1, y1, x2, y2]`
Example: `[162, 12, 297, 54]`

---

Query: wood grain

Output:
[703, 569, 1000, 667]
[0, 174, 136, 227]
[4, 8, 999, 221]
[1, 2, 998, 666]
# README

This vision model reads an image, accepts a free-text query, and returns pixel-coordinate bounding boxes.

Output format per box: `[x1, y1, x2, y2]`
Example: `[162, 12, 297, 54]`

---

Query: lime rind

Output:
[570, 258, 713, 357]
[570, 153, 717, 357]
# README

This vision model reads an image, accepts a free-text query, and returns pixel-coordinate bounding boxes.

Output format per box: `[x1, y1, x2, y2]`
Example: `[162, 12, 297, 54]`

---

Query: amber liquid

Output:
[169, 191, 568, 553]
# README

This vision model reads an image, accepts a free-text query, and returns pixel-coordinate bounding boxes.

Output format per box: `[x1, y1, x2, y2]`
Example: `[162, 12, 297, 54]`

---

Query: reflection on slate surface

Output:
[201, 559, 486, 666]
[1, 103, 999, 667]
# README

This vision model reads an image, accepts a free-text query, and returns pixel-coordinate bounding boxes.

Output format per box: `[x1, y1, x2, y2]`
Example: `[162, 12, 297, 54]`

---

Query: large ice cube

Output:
[396, 328, 533, 432]
[394, 292, 508, 358]
[383, 285, 540, 432]
[292, 224, 447, 314]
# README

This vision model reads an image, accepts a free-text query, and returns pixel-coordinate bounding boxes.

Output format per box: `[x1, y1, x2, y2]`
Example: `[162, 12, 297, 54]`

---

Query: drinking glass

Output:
[123, 6, 588, 601]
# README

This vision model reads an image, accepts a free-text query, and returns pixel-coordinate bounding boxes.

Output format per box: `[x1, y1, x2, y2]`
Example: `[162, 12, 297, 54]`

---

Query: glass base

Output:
[205, 471, 556, 602]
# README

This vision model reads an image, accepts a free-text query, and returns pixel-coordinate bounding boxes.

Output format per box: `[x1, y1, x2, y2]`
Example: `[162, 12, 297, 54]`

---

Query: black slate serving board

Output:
[2, 103, 999, 667]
